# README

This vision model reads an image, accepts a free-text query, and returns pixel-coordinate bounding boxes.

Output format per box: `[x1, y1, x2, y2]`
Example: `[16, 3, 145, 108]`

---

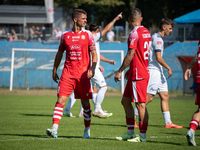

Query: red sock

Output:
[126, 117, 135, 130]
[139, 121, 148, 133]
[53, 102, 64, 125]
[190, 119, 199, 131]
[83, 103, 91, 128]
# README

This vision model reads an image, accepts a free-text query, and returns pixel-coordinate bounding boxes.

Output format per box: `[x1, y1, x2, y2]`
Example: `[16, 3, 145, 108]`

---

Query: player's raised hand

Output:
[114, 72, 122, 82]
[52, 72, 59, 83]
[109, 60, 116, 65]
[168, 68, 172, 78]
[114, 12, 123, 21]
[184, 69, 191, 81]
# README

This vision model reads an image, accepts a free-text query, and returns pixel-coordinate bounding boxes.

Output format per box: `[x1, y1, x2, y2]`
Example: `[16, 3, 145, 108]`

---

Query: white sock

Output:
[53, 124, 59, 132]
[79, 105, 84, 115]
[64, 92, 77, 113]
[94, 104, 102, 112]
[162, 111, 172, 125]
[85, 127, 90, 131]
[95, 86, 107, 111]
[139, 133, 146, 138]
[92, 93, 97, 105]
[128, 130, 134, 135]
[134, 107, 138, 119]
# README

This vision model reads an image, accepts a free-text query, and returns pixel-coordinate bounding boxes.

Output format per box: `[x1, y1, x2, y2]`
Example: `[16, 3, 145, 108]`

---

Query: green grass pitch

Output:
[0, 91, 199, 150]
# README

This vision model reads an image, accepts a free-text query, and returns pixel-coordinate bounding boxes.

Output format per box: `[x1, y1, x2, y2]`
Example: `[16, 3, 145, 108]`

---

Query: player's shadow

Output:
[0, 133, 116, 141]
[147, 140, 182, 146]
[22, 113, 52, 117]
[0, 133, 45, 138]
[144, 124, 164, 128]
[59, 136, 116, 141]
[91, 123, 126, 127]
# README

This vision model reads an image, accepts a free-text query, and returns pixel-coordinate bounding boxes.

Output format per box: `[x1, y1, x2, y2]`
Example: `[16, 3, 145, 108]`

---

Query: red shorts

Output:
[57, 76, 92, 99]
[123, 78, 149, 103]
[195, 83, 200, 105]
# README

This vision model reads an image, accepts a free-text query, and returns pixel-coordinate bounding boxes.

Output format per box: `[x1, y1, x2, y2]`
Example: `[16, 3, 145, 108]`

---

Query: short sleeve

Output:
[93, 32, 101, 42]
[58, 34, 65, 52]
[88, 31, 95, 50]
[154, 38, 163, 50]
[128, 31, 139, 50]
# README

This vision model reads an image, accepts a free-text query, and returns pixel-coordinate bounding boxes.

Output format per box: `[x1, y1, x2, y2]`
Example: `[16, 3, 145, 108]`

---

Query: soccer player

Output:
[63, 13, 122, 118]
[114, 8, 151, 142]
[185, 40, 200, 146]
[46, 9, 97, 138]
[136, 18, 182, 129]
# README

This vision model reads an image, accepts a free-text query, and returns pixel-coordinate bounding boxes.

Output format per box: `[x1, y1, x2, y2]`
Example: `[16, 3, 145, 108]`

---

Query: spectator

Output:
[35, 26, 42, 41]
[54, 28, 62, 40]
[106, 28, 115, 41]
[10, 29, 18, 41]
[23, 26, 29, 41]
[41, 25, 46, 41]
[29, 26, 35, 40]
[3, 25, 9, 35]
[0, 27, 2, 35]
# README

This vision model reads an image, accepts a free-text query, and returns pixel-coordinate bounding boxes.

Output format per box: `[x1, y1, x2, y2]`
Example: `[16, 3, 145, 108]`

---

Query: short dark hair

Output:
[89, 22, 99, 32]
[72, 9, 87, 20]
[159, 18, 174, 30]
[129, 8, 142, 22]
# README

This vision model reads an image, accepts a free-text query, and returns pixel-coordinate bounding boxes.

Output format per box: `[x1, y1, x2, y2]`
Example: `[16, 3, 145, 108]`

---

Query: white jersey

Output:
[93, 32, 101, 69]
[148, 33, 164, 72]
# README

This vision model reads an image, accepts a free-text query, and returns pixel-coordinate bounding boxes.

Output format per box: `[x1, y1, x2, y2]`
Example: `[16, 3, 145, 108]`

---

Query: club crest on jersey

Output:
[81, 35, 85, 39]
[130, 38, 136, 45]
[157, 41, 162, 46]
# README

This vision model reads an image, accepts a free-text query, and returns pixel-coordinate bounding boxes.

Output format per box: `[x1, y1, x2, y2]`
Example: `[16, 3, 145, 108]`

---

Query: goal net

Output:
[9, 48, 125, 93]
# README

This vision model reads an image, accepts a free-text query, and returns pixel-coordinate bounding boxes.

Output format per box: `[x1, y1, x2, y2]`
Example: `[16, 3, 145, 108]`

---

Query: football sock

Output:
[162, 111, 172, 125]
[79, 105, 84, 115]
[53, 102, 64, 131]
[83, 103, 92, 128]
[95, 86, 107, 107]
[126, 117, 135, 135]
[190, 119, 199, 131]
[64, 92, 77, 112]
[92, 93, 97, 105]
[139, 121, 148, 138]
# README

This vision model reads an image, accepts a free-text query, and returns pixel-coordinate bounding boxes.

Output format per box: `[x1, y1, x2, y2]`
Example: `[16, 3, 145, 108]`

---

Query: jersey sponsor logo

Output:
[142, 33, 151, 38]
[69, 44, 81, 51]
[81, 35, 85, 39]
[72, 36, 80, 39]
[157, 41, 162, 46]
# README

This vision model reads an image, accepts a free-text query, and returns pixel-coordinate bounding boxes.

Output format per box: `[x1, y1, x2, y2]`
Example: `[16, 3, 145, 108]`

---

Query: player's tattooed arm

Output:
[118, 48, 135, 73]
[188, 53, 198, 69]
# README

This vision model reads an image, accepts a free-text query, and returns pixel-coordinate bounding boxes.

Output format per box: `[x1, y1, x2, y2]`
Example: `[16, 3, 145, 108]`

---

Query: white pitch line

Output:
[0, 136, 199, 142]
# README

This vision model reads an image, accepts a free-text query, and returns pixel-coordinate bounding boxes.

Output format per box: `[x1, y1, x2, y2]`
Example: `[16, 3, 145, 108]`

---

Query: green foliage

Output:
[0, 93, 200, 149]
[54, 0, 125, 8]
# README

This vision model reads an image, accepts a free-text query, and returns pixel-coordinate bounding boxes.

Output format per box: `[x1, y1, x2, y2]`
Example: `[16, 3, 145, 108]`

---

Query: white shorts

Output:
[147, 69, 168, 95]
[91, 68, 107, 87]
